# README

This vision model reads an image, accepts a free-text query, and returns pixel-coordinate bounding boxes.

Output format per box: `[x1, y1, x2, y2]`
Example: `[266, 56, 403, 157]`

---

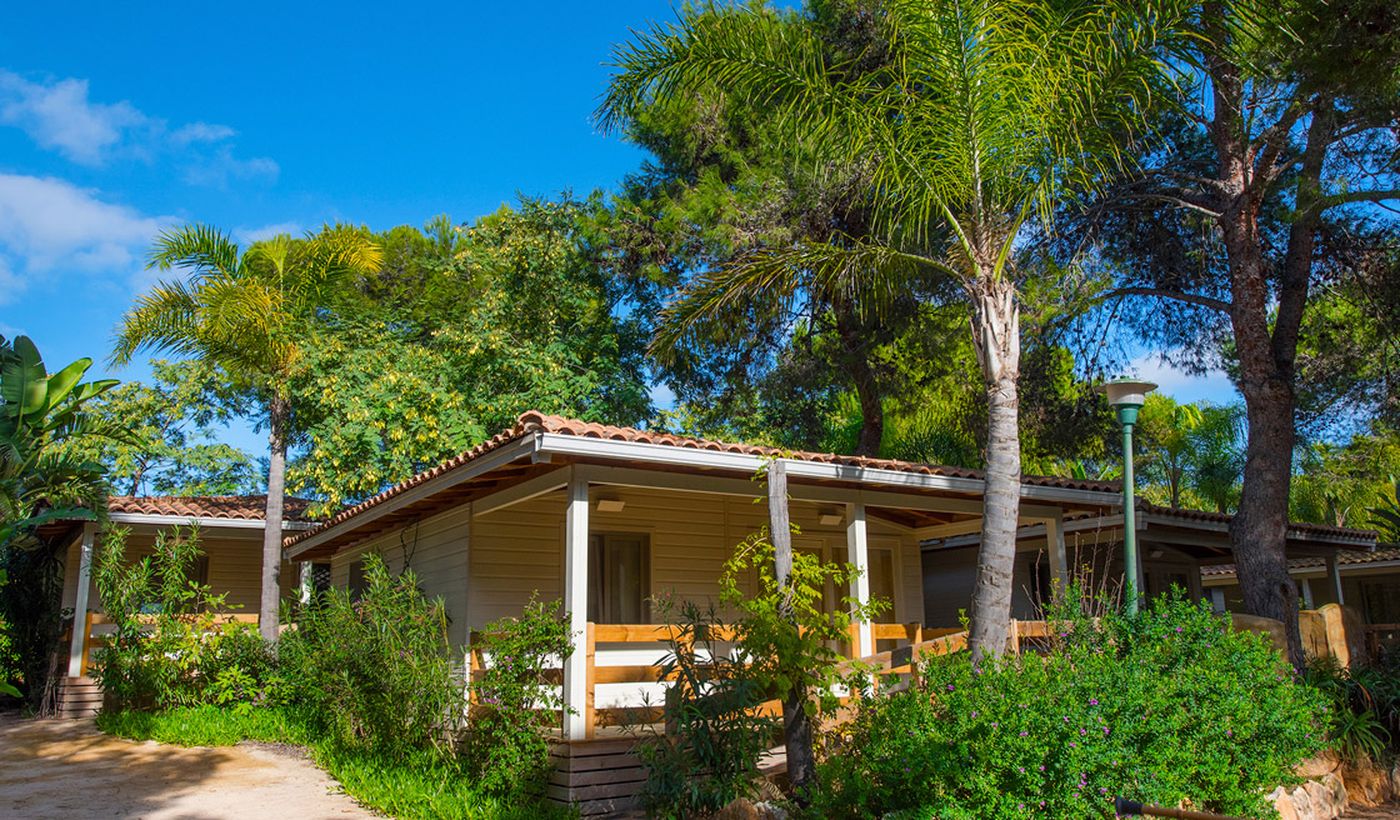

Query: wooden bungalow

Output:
[922, 502, 1377, 626]
[54, 495, 314, 716]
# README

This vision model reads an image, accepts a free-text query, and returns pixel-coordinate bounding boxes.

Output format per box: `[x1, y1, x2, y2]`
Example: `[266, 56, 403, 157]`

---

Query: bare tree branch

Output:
[1105, 286, 1232, 313]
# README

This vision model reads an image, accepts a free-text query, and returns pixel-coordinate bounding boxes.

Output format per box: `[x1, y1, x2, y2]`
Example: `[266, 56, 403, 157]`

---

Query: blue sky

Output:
[0, 1, 1235, 459]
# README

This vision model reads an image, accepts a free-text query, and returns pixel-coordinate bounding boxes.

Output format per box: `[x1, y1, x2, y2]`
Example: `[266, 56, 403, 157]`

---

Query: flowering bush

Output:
[92, 525, 273, 710]
[816, 592, 1326, 818]
[463, 596, 573, 798]
[278, 553, 456, 756]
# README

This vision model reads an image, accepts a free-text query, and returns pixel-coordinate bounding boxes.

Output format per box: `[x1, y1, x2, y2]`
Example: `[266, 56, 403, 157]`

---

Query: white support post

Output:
[1300, 577, 1316, 610]
[1209, 587, 1226, 614]
[66, 524, 97, 678]
[1045, 513, 1070, 601]
[299, 562, 313, 604]
[562, 470, 590, 740]
[1325, 554, 1345, 606]
[846, 501, 873, 659]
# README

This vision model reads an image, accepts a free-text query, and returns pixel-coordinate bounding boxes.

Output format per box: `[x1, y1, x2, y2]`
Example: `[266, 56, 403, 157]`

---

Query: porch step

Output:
[55, 676, 104, 719]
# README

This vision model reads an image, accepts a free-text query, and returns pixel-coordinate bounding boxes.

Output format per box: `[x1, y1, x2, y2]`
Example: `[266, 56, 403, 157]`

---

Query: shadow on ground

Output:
[0, 714, 375, 819]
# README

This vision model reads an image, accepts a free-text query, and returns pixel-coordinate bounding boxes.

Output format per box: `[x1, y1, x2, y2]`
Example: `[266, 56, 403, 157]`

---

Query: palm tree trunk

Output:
[966, 277, 1022, 662]
[766, 460, 817, 798]
[259, 394, 289, 643]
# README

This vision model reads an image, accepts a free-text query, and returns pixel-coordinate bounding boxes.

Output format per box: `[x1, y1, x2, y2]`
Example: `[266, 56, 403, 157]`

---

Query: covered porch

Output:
[283, 413, 1121, 744]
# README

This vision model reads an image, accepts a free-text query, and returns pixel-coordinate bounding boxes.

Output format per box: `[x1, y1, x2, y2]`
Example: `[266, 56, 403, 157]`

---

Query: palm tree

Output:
[112, 225, 382, 641]
[1138, 394, 1205, 509]
[601, 0, 1186, 665]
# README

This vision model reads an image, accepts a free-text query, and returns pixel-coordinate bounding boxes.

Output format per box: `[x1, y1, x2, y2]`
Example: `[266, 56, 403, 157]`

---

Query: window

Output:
[184, 555, 210, 588]
[347, 558, 368, 601]
[311, 562, 333, 596]
[588, 533, 650, 624]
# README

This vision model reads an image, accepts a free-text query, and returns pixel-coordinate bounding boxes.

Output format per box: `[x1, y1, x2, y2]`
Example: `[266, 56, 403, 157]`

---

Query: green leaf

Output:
[2, 335, 48, 417]
[41, 357, 94, 412]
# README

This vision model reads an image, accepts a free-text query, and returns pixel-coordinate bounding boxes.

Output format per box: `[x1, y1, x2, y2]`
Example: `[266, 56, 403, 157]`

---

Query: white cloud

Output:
[0, 173, 175, 303]
[180, 145, 279, 187]
[0, 69, 277, 186]
[1126, 353, 1239, 406]
[0, 71, 147, 165]
[169, 121, 236, 145]
[234, 221, 303, 246]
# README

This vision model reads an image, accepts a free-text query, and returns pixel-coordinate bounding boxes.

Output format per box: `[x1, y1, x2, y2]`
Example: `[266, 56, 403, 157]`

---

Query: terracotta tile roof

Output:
[109, 495, 314, 522]
[1139, 501, 1377, 542]
[1201, 547, 1400, 577]
[285, 410, 1121, 549]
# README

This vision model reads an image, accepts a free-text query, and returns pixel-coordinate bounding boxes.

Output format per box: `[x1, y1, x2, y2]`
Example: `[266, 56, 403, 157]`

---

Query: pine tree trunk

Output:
[1232, 378, 1304, 668]
[259, 394, 289, 643]
[1202, 9, 1331, 672]
[835, 308, 883, 457]
[966, 276, 1022, 662]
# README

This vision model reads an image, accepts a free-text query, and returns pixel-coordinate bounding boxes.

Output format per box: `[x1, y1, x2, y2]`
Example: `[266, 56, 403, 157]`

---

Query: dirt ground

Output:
[0, 715, 378, 819]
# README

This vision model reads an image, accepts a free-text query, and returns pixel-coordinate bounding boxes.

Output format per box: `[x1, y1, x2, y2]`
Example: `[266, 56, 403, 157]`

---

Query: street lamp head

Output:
[1097, 379, 1157, 426]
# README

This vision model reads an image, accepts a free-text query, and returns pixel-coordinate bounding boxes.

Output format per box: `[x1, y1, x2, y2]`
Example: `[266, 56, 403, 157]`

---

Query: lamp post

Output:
[1097, 379, 1156, 615]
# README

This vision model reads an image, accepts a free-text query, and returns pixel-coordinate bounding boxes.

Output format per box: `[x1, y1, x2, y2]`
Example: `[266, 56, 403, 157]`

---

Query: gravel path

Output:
[0, 715, 378, 819]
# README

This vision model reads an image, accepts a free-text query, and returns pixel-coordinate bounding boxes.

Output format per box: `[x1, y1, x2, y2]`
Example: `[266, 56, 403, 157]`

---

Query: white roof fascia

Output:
[285, 435, 538, 559]
[537, 434, 1121, 506]
[108, 512, 317, 531]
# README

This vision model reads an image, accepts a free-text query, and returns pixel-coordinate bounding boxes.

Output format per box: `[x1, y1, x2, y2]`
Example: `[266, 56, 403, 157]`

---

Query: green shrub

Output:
[639, 533, 884, 813]
[1305, 655, 1398, 764]
[91, 525, 273, 710]
[638, 599, 779, 818]
[463, 595, 573, 798]
[278, 553, 456, 755]
[816, 592, 1326, 819]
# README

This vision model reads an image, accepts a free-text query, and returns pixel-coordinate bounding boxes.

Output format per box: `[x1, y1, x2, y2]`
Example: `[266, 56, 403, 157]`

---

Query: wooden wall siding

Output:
[328, 503, 473, 647]
[470, 484, 924, 632]
[547, 737, 646, 816]
[325, 479, 926, 651]
[63, 527, 298, 615]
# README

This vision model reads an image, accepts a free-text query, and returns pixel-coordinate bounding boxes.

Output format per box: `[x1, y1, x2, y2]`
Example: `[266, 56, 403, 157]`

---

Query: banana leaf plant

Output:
[0, 334, 123, 549]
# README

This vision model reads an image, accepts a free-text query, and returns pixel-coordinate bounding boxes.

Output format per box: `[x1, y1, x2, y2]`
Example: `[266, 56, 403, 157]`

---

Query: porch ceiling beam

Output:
[572, 464, 763, 499]
[285, 436, 537, 560]
[794, 485, 984, 516]
[913, 519, 985, 541]
[907, 504, 1067, 542]
[471, 467, 570, 518]
[575, 464, 1007, 517]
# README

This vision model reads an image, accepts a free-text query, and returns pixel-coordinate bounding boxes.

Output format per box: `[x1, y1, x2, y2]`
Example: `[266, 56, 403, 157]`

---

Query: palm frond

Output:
[110, 281, 203, 366]
[147, 224, 241, 279]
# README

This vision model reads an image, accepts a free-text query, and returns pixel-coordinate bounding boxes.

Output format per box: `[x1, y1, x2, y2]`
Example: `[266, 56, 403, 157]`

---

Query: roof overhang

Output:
[286, 430, 1124, 562]
[927, 509, 1377, 561]
[108, 512, 317, 532]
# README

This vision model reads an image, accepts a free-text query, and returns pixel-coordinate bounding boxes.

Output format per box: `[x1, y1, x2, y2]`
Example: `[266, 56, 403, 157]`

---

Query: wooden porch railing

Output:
[468, 621, 978, 738]
[1365, 623, 1400, 658]
[73, 611, 259, 676]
